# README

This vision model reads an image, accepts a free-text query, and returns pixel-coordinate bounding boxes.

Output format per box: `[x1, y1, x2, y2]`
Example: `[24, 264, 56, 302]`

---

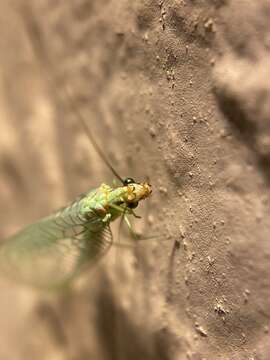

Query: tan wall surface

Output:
[0, 1, 269, 359]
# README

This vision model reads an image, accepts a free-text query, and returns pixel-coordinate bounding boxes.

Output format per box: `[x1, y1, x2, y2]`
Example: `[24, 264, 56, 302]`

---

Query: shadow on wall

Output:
[34, 269, 178, 360]
[214, 87, 270, 185]
[95, 273, 176, 360]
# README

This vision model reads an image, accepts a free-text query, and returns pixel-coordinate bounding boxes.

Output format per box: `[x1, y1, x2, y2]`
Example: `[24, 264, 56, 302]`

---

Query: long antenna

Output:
[20, 4, 125, 185]
[66, 90, 125, 184]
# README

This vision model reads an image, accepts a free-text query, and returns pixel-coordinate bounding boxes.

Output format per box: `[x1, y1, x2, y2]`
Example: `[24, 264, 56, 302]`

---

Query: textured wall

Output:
[0, 1, 269, 359]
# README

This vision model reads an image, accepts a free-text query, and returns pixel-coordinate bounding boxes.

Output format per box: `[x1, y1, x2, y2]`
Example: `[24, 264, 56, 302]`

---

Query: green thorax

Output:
[80, 183, 128, 221]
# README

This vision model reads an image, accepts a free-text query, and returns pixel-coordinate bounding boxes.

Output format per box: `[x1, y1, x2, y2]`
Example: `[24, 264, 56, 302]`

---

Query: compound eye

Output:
[123, 177, 136, 185]
[128, 201, 138, 209]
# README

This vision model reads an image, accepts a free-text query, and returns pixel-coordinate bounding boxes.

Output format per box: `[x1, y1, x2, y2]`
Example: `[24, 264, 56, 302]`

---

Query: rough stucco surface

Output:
[0, 1, 270, 359]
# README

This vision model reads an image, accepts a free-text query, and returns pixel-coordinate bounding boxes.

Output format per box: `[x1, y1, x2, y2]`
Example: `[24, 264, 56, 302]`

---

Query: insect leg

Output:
[109, 203, 127, 214]
[124, 216, 163, 242]
[129, 209, 141, 219]
[124, 216, 142, 240]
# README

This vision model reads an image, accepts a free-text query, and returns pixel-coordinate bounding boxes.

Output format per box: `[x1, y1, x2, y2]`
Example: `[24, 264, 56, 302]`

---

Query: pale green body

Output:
[0, 183, 132, 289]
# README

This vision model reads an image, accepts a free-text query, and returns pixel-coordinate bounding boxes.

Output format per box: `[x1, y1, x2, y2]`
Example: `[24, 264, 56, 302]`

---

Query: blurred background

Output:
[0, 1, 270, 359]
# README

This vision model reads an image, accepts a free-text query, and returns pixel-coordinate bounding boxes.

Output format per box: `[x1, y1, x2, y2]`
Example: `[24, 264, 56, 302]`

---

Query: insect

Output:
[0, 7, 152, 289]
[0, 120, 152, 289]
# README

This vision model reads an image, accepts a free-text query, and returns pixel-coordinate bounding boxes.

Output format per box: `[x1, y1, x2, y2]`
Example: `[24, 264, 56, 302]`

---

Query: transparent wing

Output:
[0, 220, 112, 289]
